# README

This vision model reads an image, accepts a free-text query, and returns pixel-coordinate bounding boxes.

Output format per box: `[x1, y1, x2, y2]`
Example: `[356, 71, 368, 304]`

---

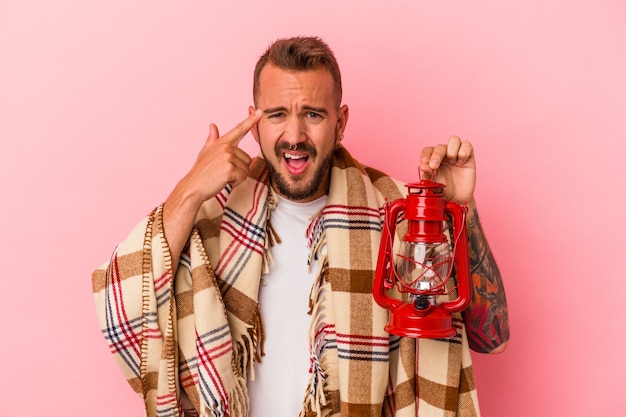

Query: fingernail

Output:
[255, 109, 262, 116]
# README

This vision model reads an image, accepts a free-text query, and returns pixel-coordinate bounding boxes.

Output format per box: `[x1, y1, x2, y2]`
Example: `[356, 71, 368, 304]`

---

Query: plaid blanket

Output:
[92, 145, 480, 417]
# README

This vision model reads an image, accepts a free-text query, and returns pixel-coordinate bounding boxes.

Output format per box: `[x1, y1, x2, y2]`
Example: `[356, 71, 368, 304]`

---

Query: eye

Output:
[268, 112, 285, 119]
[304, 111, 324, 124]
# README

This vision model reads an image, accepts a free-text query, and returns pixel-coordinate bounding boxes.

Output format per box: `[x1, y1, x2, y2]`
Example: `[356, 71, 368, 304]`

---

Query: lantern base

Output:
[385, 303, 457, 339]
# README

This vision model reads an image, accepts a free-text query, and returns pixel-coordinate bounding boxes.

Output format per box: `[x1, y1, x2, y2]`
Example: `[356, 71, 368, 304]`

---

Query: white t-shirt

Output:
[247, 192, 327, 417]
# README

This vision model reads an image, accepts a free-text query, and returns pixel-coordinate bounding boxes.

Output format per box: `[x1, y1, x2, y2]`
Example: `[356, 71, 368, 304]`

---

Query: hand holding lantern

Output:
[373, 179, 471, 338]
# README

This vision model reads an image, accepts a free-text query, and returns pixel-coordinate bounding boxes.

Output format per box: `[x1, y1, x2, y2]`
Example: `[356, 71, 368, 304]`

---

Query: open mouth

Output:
[284, 152, 310, 175]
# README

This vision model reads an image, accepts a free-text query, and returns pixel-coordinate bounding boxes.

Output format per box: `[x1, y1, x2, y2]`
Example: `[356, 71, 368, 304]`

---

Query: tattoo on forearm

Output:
[462, 206, 510, 353]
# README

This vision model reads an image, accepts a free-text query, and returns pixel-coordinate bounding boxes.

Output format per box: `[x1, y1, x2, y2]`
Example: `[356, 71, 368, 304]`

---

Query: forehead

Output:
[256, 64, 336, 107]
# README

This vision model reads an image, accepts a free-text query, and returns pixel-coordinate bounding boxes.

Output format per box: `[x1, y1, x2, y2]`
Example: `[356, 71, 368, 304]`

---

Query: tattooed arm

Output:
[462, 203, 510, 353]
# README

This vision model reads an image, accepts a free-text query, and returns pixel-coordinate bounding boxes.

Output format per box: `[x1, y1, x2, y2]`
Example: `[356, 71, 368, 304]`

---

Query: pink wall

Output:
[2, 1, 625, 416]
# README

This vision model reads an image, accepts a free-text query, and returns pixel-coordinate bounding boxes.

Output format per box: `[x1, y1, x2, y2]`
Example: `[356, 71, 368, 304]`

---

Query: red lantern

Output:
[373, 179, 471, 338]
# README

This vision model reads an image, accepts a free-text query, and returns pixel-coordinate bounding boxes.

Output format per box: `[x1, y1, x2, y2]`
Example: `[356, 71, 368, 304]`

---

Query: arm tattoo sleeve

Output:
[461, 206, 510, 353]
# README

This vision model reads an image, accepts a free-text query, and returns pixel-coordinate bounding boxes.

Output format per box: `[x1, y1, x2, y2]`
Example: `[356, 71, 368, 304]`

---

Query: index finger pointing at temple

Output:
[220, 109, 263, 146]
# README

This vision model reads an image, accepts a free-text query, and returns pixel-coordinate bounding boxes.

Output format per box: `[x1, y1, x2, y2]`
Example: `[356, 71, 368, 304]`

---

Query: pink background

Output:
[1, 1, 625, 416]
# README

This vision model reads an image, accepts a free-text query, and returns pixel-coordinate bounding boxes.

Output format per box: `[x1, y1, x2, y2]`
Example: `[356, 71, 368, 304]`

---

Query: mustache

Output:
[274, 141, 317, 157]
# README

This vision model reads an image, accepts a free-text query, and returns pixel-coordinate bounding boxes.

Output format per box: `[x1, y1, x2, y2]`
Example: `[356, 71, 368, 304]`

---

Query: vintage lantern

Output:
[373, 179, 471, 338]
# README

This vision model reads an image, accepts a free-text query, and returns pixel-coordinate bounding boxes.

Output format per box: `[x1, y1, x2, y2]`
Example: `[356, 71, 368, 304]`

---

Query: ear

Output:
[249, 106, 260, 143]
[336, 104, 349, 140]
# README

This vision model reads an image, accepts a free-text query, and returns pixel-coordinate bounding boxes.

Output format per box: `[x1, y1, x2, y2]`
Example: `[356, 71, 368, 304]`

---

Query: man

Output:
[93, 36, 509, 417]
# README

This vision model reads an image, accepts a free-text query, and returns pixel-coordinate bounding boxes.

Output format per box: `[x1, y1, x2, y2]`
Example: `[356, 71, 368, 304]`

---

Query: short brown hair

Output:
[253, 36, 343, 107]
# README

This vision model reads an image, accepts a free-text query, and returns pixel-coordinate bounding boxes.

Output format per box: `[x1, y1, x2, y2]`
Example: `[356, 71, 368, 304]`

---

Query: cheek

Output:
[311, 127, 338, 150]
[257, 124, 278, 146]
[257, 129, 284, 160]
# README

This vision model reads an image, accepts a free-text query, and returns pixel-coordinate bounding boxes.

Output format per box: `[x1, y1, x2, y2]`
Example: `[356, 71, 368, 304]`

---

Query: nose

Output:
[283, 115, 306, 146]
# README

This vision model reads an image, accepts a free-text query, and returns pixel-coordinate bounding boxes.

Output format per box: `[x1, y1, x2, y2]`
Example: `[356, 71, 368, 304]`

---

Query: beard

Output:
[260, 135, 336, 201]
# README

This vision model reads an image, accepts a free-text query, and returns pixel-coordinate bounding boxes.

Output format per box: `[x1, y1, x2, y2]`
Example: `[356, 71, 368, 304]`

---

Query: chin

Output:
[275, 181, 318, 201]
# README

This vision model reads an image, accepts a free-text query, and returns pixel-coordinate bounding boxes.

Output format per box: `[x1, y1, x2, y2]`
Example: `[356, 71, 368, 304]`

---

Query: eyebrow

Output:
[263, 107, 287, 115]
[303, 105, 329, 116]
[263, 106, 329, 116]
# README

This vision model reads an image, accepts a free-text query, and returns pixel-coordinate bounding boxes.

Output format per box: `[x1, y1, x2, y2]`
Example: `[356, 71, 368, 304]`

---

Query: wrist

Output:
[463, 198, 477, 214]
[164, 180, 204, 227]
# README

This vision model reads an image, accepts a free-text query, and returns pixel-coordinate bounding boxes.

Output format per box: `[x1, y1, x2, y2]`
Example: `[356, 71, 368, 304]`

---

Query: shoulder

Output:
[363, 165, 406, 202]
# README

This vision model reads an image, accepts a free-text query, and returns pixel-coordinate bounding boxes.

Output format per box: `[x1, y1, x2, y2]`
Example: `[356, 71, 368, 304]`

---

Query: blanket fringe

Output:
[262, 191, 279, 274]
[224, 333, 254, 417]
[306, 209, 326, 270]
[301, 258, 332, 417]
[228, 372, 249, 417]
[248, 304, 265, 382]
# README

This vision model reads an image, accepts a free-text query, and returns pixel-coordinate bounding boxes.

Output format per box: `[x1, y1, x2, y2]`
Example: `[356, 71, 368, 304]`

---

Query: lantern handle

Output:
[418, 168, 437, 182]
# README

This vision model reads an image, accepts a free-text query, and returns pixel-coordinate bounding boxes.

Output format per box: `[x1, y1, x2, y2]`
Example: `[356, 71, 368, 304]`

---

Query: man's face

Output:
[250, 64, 348, 202]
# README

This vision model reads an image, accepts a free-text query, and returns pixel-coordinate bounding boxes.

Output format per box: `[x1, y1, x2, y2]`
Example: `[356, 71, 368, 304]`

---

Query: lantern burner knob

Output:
[414, 296, 430, 311]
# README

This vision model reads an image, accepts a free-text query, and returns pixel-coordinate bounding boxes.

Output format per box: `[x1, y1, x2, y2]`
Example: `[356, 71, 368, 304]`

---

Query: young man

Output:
[93, 36, 509, 417]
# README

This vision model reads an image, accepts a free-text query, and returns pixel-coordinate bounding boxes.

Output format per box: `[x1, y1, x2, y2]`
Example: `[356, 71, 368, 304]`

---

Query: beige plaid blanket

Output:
[92, 145, 480, 417]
